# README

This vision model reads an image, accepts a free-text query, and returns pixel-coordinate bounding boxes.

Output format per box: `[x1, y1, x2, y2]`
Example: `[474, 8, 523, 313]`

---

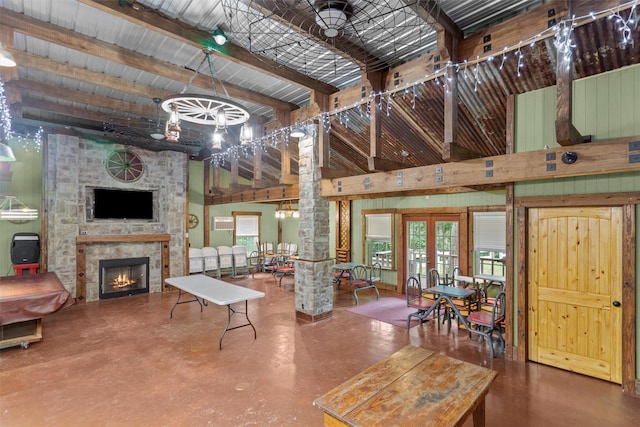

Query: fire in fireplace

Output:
[99, 257, 150, 299]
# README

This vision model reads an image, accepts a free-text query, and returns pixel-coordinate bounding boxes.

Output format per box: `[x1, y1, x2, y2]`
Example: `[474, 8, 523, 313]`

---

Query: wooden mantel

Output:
[75, 234, 171, 302]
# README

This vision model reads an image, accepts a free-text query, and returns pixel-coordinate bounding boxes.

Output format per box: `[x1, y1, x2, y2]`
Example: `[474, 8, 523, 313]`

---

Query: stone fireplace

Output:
[45, 134, 188, 302]
[99, 257, 149, 299]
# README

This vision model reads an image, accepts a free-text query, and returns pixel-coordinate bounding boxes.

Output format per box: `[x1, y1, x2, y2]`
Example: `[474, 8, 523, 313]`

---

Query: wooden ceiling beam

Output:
[78, 0, 337, 95]
[554, 2, 590, 146]
[0, 7, 296, 112]
[403, 1, 463, 41]
[244, 1, 387, 71]
[6, 79, 152, 117]
[205, 184, 300, 205]
[321, 135, 640, 197]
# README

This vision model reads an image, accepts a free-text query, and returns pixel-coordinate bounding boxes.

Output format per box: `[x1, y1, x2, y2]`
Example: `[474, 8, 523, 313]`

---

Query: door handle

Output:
[612, 300, 621, 307]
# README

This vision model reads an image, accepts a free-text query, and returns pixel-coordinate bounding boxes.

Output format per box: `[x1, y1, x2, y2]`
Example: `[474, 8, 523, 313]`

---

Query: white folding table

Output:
[165, 274, 265, 349]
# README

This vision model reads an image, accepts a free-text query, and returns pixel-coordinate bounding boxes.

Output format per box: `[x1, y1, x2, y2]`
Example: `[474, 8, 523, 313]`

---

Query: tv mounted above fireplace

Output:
[92, 188, 155, 220]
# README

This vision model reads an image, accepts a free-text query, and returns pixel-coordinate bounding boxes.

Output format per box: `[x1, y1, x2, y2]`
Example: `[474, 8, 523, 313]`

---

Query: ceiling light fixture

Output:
[275, 201, 299, 219]
[212, 28, 228, 46]
[164, 103, 181, 143]
[0, 142, 16, 162]
[211, 129, 225, 151]
[290, 124, 307, 138]
[150, 97, 165, 140]
[240, 122, 253, 145]
[0, 43, 16, 67]
[0, 195, 38, 221]
[162, 48, 249, 145]
[315, 1, 352, 38]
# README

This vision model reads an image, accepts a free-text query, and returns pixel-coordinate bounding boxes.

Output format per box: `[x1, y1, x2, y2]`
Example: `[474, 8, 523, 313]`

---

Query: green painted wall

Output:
[0, 142, 42, 276]
[348, 191, 506, 285]
[514, 63, 640, 376]
[188, 161, 298, 250]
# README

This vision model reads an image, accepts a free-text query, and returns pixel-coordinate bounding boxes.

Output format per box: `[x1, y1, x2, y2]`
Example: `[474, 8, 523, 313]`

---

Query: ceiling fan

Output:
[314, 1, 354, 38]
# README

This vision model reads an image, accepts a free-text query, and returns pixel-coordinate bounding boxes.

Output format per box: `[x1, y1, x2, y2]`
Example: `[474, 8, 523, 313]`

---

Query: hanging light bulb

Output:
[164, 104, 181, 143]
[150, 98, 165, 140]
[240, 122, 253, 145]
[212, 28, 228, 46]
[216, 106, 227, 130]
[211, 130, 224, 151]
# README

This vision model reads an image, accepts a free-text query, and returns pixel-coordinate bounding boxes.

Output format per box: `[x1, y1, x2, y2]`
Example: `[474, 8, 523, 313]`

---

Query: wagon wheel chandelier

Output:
[161, 48, 250, 147]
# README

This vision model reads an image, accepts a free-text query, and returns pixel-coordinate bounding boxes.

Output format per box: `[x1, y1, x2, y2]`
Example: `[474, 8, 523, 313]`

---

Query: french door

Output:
[403, 215, 459, 289]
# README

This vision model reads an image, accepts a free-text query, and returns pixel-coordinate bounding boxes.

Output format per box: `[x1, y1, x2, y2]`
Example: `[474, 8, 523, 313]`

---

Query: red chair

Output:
[406, 276, 436, 330]
[467, 291, 506, 358]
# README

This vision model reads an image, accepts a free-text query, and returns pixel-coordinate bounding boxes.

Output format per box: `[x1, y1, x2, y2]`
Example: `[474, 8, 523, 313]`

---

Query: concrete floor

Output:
[1, 272, 639, 426]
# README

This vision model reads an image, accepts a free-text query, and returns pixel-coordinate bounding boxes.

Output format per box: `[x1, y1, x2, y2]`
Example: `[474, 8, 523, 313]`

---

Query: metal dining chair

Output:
[406, 276, 436, 330]
[467, 291, 506, 358]
[349, 264, 379, 305]
[272, 255, 295, 286]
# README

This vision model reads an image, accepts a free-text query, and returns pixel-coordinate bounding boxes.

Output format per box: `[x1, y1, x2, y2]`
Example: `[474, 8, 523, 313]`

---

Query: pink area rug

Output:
[346, 297, 424, 329]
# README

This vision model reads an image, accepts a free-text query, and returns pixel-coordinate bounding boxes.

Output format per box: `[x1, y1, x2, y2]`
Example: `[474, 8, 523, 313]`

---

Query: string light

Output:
[610, 4, 637, 47]
[206, 1, 638, 162]
[0, 78, 13, 143]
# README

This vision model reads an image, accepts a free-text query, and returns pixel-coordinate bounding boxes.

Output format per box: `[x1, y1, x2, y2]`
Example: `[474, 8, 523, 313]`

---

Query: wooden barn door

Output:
[528, 207, 622, 383]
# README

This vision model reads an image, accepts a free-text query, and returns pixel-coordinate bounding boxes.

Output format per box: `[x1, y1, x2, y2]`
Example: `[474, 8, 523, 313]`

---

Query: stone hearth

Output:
[46, 134, 187, 302]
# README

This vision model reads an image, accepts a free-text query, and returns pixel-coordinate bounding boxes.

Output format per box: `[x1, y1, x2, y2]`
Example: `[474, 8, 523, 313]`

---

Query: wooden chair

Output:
[467, 291, 506, 358]
[406, 276, 436, 330]
[349, 264, 379, 305]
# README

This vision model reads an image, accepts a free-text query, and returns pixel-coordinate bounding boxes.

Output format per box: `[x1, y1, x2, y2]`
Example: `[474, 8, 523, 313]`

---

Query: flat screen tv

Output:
[93, 188, 154, 220]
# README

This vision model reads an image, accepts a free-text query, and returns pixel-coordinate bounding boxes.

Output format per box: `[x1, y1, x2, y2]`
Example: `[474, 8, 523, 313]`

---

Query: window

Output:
[233, 212, 261, 253]
[473, 212, 506, 276]
[363, 211, 394, 270]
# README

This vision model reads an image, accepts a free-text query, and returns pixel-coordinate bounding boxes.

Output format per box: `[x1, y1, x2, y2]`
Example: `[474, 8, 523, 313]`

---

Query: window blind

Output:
[235, 215, 259, 236]
[473, 212, 506, 251]
[365, 213, 392, 240]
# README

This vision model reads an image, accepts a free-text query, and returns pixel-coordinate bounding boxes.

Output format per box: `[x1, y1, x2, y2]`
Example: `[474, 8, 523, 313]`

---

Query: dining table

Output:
[424, 285, 477, 331]
[332, 262, 358, 286]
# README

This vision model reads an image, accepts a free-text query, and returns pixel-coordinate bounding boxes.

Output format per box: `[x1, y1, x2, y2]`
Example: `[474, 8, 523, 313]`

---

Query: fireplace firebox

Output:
[99, 257, 149, 299]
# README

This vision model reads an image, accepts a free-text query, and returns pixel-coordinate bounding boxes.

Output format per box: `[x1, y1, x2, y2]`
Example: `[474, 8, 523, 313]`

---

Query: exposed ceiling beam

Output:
[77, 0, 337, 95]
[243, 1, 387, 71]
[402, 0, 463, 40]
[321, 135, 640, 198]
[0, 8, 297, 113]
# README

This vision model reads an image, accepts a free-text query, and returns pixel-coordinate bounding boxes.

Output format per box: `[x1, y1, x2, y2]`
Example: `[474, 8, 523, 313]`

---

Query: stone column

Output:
[295, 125, 334, 321]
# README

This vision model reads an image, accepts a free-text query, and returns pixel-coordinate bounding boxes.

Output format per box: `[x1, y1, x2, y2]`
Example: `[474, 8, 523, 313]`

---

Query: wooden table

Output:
[165, 274, 265, 350]
[314, 345, 498, 427]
